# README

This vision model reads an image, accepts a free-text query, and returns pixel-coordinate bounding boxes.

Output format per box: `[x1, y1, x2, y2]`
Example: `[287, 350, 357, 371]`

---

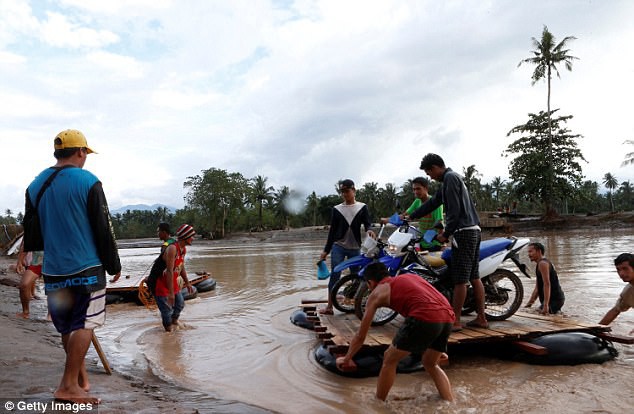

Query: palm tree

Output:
[462, 165, 482, 208]
[491, 176, 506, 205]
[617, 180, 633, 212]
[252, 175, 274, 231]
[306, 191, 319, 226]
[273, 186, 290, 230]
[603, 173, 618, 212]
[623, 140, 634, 166]
[519, 26, 578, 215]
[519, 26, 578, 139]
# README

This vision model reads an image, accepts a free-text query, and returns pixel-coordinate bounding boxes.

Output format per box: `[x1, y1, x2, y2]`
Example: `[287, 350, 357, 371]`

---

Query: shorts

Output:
[47, 288, 106, 335]
[393, 317, 453, 354]
[27, 264, 42, 277]
[449, 229, 481, 285]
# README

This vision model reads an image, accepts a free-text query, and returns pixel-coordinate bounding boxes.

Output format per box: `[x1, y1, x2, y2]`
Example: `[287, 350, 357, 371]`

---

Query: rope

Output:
[137, 279, 156, 311]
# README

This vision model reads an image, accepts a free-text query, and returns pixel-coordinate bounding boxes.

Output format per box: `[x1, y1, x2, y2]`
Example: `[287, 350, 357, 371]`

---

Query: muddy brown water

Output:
[99, 229, 634, 413]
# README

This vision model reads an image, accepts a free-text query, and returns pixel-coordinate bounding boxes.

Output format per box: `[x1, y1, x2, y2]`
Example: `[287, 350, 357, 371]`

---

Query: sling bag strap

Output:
[33, 165, 73, 209]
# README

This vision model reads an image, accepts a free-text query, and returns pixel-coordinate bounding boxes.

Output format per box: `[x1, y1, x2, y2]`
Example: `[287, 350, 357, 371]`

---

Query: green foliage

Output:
[184, 168, 249, 238]
[111, 208, 175, 239]
[504, 110, 586, 214]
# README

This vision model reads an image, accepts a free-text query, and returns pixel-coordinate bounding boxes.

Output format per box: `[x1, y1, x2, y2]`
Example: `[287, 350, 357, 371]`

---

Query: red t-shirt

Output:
[155, 244, 186, 297]
[381, 273, 455, 323]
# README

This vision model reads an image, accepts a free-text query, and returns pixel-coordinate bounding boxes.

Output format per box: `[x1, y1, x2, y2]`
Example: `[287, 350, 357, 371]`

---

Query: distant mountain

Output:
[110, 204, 178, 215]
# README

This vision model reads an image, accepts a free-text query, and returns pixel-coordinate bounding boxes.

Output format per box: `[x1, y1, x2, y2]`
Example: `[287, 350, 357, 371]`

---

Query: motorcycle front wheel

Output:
[330, 273, 362, 313]
[354, 281, 399, 326]
[482, 268, 524, 321]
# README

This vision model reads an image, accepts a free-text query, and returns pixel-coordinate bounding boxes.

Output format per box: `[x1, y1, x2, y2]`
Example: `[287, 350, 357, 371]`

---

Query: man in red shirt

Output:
[337, 263, 455, 401]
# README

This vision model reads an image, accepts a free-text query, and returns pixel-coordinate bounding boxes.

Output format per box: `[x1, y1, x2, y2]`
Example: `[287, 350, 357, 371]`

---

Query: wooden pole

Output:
[91, 332, 112, 375]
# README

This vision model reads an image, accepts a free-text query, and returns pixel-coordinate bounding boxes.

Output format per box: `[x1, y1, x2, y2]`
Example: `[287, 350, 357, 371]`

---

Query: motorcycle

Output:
[355, 217, 531, 326]
[329, 224, 388, 313]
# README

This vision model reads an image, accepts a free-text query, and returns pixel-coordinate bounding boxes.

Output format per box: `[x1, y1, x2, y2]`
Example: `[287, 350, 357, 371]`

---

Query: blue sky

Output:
[1, 0, 633, 215]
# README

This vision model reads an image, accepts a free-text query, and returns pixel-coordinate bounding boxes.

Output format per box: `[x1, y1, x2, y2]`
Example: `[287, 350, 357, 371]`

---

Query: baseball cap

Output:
[54, 129, 96, 154]
[176, 224, 196, 240]
[339, 179, 355, 191]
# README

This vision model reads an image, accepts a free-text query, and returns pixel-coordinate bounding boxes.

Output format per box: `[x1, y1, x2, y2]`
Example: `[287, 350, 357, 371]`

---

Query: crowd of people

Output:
[12, 130, 634, 405]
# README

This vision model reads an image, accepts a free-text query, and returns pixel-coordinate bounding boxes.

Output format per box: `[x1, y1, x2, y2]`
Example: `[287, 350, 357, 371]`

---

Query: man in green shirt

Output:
[382, 177, 444, 251]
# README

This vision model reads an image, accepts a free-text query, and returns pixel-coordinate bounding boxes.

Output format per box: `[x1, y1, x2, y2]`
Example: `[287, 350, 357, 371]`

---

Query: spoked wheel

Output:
[354, 281, 398, 326]
[330, 273, 362, 313]
[482, 269, 524, 321]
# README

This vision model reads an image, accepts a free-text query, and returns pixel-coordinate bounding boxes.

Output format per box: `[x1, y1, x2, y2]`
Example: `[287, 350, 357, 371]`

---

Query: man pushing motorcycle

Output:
[409, 153, 488, 332]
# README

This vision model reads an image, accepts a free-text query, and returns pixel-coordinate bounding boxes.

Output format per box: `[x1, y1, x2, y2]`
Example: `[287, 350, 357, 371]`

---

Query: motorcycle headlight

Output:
[387, 244, 399, 255]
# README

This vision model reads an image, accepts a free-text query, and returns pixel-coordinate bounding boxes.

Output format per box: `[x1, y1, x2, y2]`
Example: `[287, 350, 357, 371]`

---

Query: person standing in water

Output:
[525, 242, 565, 314]
[319, 179, 375, 315]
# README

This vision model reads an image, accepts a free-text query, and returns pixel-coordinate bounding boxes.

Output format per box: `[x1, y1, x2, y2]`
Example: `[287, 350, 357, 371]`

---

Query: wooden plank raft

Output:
[300, 300, 618, 354]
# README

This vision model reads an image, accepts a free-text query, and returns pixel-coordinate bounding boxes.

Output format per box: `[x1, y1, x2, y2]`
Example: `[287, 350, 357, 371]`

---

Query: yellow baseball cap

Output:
[54, 129, 96, 154]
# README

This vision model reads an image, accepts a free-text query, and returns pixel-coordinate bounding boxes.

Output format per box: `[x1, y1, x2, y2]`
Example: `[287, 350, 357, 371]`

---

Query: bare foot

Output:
[16, 312, 30, 319]
[54, 387, 101, 404]
[79, 372, 90, 392]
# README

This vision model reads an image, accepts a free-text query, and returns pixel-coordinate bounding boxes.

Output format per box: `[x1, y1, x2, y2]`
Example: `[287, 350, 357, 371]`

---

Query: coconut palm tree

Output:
[603, 173, 618, 212]
[519, 26, 578, 215]
[252, 175, 274, 231]
[306, 191, 319, 226]
[518, 26, 578, 139]
[623, 140, 634, 166]
[491, 176, 506, 205]
[617, 180, 633, 211]
[273, 186, 291, 230]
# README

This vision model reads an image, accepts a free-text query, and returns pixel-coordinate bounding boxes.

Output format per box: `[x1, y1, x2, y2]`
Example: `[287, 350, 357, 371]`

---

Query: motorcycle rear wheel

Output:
[354, 281, 399, 326]
[330, 273, 362, 313]
[482, 268, 524, 321]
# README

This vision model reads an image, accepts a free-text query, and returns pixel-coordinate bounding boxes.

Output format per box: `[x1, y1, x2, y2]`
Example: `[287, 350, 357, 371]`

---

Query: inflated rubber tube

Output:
[181, 285, 198, 300]
[519, 332, 618, 365]
[106, 293, 125, 304]
[314, 345, 423, 378]
[290, 309, 314, 330]
[195, 278, 216, 292]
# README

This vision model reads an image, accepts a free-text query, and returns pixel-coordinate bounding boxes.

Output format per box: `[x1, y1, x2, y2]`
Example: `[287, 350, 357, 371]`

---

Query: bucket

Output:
[317, 260, 330, 280]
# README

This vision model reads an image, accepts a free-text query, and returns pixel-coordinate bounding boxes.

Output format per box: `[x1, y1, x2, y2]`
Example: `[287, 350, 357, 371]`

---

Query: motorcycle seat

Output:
[441, 238, 514, 262]
[421, 251, 446, 268]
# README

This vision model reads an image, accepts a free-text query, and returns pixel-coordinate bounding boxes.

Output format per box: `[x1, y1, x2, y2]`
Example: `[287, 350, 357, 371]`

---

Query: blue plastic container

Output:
[316, 260, 330, 280]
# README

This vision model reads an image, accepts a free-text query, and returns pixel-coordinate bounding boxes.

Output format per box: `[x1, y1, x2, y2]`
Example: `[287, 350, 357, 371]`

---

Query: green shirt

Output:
[406, 197, 443, 249]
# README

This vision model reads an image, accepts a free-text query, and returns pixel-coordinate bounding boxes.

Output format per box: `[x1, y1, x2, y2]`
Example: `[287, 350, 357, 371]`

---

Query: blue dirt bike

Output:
[354, 217, 531, 325]
[329, 224, 388, 314]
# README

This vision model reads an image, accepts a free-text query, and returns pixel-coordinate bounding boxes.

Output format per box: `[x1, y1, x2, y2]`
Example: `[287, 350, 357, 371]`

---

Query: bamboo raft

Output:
[299, 299, 632, 356]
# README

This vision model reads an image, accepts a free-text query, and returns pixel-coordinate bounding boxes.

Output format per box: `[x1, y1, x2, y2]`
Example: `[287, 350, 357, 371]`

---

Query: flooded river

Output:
[99, 228, 634, 413]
